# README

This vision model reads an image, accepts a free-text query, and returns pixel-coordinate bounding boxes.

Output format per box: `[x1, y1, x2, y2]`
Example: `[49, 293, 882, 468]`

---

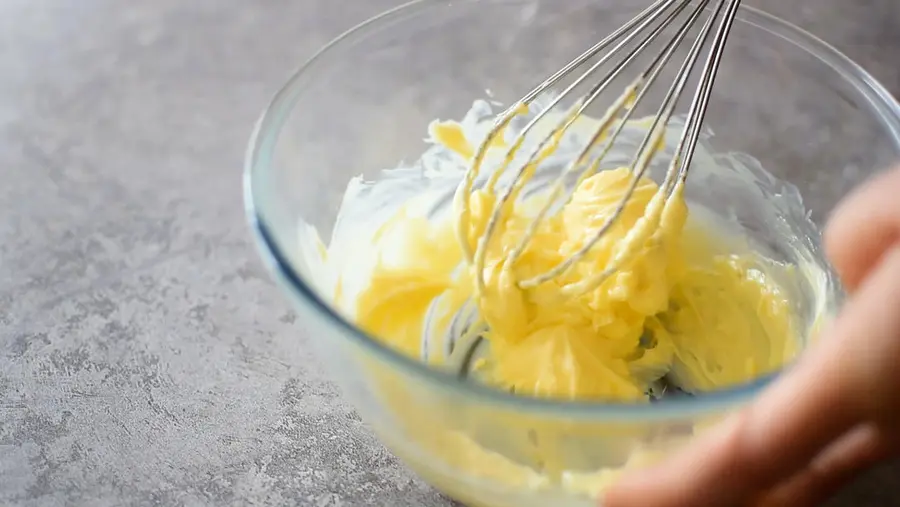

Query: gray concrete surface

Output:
[1, 0, 900, 506]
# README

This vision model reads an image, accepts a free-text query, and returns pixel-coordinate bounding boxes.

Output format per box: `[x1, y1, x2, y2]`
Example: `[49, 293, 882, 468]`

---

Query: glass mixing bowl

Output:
[244, 1, 900, 506]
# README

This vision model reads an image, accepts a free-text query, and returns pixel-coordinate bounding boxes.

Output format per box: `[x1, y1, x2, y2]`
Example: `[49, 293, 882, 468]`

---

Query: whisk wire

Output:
[518, 0, 684, 106]
[444, 0, 745, 375]
[454, 0, 688, 268]
[677, 0, 742, 185]
[508, 0, 714, 271]
[520, 0, 737, 293]
[467, 0, 714, 295]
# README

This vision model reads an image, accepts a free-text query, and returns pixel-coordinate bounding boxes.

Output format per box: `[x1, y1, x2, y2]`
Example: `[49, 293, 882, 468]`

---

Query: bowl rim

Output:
[244, 0, 900, 421]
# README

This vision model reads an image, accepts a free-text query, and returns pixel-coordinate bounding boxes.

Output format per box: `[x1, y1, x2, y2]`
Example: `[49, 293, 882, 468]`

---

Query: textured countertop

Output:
[2, 1, 899, 506]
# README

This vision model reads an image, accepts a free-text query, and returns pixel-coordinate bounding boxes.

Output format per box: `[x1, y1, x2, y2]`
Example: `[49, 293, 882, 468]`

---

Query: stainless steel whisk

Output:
[437, 0, 743, 376]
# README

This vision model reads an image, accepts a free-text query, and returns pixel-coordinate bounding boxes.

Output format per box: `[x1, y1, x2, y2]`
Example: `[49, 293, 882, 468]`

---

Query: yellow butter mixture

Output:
[351, 118, 798, 402]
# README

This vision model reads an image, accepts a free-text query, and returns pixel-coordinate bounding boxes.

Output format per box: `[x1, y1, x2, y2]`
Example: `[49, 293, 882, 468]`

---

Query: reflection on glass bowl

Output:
[244, 1, 900, 506]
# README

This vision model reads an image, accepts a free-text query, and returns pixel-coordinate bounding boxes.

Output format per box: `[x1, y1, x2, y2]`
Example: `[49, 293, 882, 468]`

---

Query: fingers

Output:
[826, 245, 900, 420]
[604, 246, 900, 507]
[755, 423, 897, 507]
[825, 167, 900, 292]
[603, 356, 858, 507]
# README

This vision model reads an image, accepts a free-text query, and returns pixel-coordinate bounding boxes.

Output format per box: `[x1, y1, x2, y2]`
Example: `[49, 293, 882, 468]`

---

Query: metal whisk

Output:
[436, 0, 743, 376]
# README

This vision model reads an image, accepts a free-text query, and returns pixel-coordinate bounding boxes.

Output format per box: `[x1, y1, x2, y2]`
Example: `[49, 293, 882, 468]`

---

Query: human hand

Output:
[603, 167, 900, 507]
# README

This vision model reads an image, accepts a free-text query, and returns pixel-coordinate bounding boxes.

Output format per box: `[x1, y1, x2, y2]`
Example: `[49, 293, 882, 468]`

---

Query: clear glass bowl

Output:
[244, 1, 900, 506]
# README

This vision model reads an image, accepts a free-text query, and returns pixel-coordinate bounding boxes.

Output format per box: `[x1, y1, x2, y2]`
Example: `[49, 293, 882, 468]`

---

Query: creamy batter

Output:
[354, 118, 796, 402]
[297, 96, 832, 502]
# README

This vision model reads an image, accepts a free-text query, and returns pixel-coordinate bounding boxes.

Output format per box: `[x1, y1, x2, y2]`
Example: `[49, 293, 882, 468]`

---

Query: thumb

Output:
[603, 246, 900, 507]
[825, 167, 900, 292]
